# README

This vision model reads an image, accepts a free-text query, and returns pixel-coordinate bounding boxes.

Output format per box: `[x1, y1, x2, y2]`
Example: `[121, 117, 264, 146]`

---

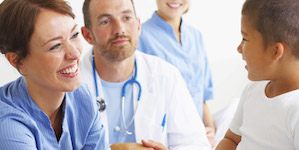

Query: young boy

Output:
[216, 0, 299, 149]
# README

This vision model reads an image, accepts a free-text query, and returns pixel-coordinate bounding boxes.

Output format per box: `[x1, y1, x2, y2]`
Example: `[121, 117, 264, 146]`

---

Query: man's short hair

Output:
[83, 0, 137, 29]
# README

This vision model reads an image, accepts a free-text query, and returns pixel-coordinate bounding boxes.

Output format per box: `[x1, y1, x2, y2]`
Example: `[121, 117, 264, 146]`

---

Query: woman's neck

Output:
[24, 78, 64, 141]
[157, 11, 182, 43]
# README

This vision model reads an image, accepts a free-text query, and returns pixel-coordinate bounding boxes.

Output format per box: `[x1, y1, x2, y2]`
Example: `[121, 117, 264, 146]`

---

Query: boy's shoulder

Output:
[243, 81, 269, 95]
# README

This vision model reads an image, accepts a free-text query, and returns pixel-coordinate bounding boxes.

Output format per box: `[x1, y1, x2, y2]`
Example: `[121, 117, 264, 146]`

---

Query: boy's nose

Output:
[237, 41, 243, 54]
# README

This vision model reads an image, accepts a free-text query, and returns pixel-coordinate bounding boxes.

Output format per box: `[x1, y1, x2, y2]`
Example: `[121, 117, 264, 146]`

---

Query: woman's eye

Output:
[71, 32, 79, 39]
[49, 44, 61, 51]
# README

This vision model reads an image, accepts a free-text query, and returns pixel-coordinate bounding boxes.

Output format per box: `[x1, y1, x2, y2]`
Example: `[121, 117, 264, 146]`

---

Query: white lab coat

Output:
[80, 49, 211, 150]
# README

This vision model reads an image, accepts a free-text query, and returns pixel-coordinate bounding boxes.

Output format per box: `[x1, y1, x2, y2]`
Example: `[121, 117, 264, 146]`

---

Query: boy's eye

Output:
[49, 44, 61, 51]
[242, 38, 248, 41]
[71, 32, 79, 39]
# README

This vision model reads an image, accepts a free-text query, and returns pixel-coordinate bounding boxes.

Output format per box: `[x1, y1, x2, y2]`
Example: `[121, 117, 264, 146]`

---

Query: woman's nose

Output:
[65, 43, 81, 60]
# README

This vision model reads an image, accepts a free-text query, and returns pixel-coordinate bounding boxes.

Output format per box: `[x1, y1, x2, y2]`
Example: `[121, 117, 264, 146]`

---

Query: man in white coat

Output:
[80, 0, 211, 149]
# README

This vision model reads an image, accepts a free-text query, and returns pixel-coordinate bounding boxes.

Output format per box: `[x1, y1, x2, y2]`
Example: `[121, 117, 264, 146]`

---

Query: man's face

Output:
[85, 0, 141, 62]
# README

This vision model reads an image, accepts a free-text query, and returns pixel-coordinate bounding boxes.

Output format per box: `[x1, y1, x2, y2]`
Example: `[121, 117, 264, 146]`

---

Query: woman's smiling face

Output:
[156, 0, 190, 20]
[21, 9, 83, 93]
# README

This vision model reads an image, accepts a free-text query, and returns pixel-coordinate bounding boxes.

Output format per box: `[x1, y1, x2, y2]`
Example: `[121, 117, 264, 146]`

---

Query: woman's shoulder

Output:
[0, 77, 38, 131]
[66, 84, 95, 107]
[181, 23, 203, 36]
[0, 98, 32, 121]
[0, 77, 31, 114]
[0, 99, 36, 139]
[0, 98, 46, 149]
[65, 83, 98, 115]
[0, 77, 24, 95]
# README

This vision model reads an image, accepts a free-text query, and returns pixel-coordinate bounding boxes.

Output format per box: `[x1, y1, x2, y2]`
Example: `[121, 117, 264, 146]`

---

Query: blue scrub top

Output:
[101, 76, 136, 144]
[0, 77, 110, 150]
[138, 12, 214, 118]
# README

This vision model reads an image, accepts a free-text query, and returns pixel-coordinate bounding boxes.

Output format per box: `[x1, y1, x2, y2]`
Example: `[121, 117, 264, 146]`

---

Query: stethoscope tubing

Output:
[92, 56, 100, 98]
[92, 56, 142, 134]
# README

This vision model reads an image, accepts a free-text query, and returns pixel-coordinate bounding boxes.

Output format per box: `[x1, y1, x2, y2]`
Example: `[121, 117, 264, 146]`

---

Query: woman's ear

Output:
[5, 52, 26, 75]
[5, 52, 19, 69]
[272, 42, 284, 62]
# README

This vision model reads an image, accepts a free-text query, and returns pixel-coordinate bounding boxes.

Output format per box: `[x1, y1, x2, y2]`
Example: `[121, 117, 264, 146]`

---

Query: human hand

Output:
[142, 139, 168, 150]
[110, 143, 154, 150]
[206, 127, 217, 148]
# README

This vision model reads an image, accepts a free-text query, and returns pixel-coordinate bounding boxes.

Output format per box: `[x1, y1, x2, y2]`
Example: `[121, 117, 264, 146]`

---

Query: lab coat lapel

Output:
[82, 50, 110, 142]
[133, 52, 158, 143]
[97, 81, 109, 143]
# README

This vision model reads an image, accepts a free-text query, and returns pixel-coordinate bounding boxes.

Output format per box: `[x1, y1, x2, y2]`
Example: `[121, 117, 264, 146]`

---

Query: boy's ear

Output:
[5, 52, 19, 69]
[272, 42, 284, 62]
[81, 27, 94, 45]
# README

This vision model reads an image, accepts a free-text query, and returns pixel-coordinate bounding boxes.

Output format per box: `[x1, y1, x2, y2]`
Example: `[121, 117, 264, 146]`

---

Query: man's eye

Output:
[101, 20, 110, 25]
[124, 16, 132, 20]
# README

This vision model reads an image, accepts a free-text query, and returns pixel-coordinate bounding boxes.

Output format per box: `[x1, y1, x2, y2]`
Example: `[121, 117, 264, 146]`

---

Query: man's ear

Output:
[5, 52, 20, 69]
[81, 26, 95, 45]
[272, 42, 284, 62]
[137, 17, 141, 36]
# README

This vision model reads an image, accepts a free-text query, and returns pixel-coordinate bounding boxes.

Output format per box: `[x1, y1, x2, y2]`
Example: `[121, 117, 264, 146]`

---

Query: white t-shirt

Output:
[230, 81, 299, 150]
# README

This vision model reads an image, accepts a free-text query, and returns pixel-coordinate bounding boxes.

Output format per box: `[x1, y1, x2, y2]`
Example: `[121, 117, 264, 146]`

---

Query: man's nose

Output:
[113, 19, 125, 36]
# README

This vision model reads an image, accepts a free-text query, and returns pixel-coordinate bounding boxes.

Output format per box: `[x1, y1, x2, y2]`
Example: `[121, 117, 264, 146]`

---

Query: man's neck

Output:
[94, 52, 135, 82]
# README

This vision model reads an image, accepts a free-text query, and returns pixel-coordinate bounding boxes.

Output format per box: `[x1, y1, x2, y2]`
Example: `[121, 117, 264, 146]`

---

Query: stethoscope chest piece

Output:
[96, 98, 106, 112]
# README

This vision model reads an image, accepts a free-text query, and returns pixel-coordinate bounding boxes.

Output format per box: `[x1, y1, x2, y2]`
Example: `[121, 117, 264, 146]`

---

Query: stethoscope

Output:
[92, 56, 142, 135]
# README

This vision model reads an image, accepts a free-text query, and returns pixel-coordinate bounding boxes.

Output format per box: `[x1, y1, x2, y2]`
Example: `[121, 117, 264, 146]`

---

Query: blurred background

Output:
[0, 0, 249, 112]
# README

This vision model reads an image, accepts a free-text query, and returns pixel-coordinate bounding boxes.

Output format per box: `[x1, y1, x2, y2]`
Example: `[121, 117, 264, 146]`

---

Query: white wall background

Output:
[0, 0, 249, 112]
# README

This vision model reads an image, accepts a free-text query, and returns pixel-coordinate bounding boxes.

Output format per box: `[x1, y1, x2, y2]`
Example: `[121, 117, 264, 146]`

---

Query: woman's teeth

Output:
[60, 64, 78, 74]
[168, 3, 181, 8]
